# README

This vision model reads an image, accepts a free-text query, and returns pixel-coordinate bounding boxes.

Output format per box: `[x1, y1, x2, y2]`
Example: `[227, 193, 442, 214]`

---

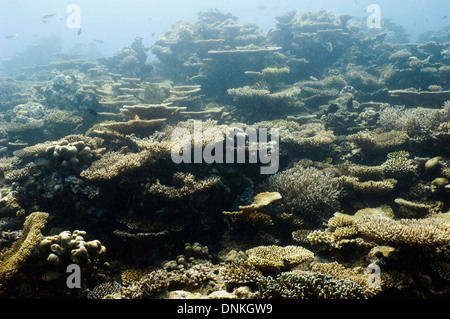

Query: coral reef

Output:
[0, 6, 449, 300]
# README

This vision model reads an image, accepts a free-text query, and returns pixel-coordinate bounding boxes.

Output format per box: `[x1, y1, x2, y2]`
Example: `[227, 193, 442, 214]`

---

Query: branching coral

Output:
[257, 272, 368, 299]
[262, 165, 341, 224]
[381, 151, 417, 177]
[379, 105, 444, 139]
[220, 260, 262, 290]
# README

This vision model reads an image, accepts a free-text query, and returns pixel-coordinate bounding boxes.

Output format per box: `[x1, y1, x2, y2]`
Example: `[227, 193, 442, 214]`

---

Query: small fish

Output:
[77, 28, 82, 36]
[88, 108, 98, 116]
[256, 5, 265, 10]
[41, 19, 50, 23]
[439, 87, 444, 93]
[4, 34, 18, 39]
[40, 271, 63, 281]
[285, 50, 291, 56]
[444, 16, 447, 20]
[94, 39, 104, 44]
[155, 207, 167, 215]
[321, 42, 333, 53]
[309, 76, 318, 81]
[151, 32, 155, 37]
[323, 157, 333, 164]
[32, 34, 39, 37]
[34, 157, 49, 166]
[42, 13, 57, 19]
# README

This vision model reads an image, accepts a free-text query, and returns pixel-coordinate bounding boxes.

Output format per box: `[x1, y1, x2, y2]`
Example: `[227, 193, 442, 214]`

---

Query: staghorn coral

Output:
[262, 165, 341, 224]
[356, 215, 450, 246]
[257, 272, 368, 299]
[0, 212, 49, 285]
[245, 245, 314, 273]
[146, 172, 220, 201]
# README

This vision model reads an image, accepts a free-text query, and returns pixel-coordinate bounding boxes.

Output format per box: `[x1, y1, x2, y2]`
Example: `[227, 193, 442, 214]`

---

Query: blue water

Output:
[0, 0, 449, 67]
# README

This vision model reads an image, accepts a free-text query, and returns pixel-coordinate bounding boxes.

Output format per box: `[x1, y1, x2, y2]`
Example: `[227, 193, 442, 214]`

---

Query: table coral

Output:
[146, 172, 220, 201]
[245, 245, 314, 273]
[356, 215, 450, 246]
[222, 192, 281, 228]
